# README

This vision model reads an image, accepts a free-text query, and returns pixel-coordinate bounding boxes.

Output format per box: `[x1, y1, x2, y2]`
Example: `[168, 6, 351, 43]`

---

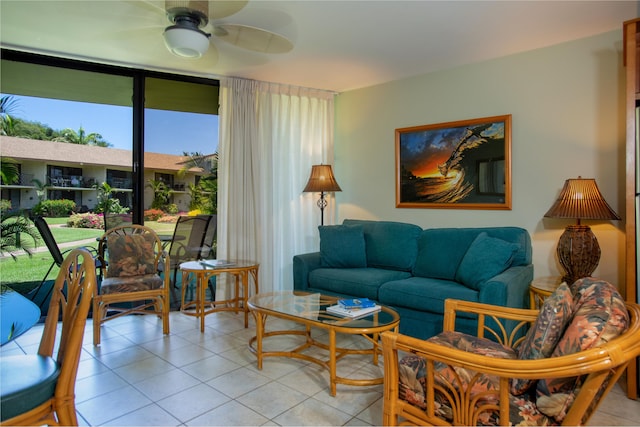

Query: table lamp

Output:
[544, 177, 620, 285]
[303, 164, 342, 225]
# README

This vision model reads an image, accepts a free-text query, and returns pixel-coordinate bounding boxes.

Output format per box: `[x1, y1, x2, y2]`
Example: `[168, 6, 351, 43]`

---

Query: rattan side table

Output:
[529, 276, 565, 309]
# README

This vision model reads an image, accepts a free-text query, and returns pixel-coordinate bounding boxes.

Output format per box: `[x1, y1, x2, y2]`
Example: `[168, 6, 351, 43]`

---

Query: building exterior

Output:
[0, 136, 209, 212]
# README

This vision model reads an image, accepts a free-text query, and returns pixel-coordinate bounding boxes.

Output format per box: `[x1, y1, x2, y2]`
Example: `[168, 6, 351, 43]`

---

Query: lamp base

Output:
[556, 225, 601, 286]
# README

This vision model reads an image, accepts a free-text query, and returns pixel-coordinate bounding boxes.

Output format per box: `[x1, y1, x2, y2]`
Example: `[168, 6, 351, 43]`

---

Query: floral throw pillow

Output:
[510, 283, 574, 395]
[536, 279, 629, 422]
[106, 233, 157, 278]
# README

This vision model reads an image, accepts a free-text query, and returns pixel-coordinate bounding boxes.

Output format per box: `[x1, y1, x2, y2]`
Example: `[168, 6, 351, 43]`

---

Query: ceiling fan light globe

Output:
[163, 26, 210, 58]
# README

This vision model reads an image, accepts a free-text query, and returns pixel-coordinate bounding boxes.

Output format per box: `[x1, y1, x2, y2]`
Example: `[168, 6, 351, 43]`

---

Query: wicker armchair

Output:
[93, 225, 170, 346]
[381, 278, 640, 426]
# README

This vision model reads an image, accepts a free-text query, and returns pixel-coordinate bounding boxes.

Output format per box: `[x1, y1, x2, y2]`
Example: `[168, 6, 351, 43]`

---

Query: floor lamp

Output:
[303, 164, 342, 225]
[544, 177, 620, 286]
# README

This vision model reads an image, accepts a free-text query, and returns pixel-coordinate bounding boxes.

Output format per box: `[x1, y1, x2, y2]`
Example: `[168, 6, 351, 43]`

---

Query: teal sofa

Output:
[293, 219, 533, 339]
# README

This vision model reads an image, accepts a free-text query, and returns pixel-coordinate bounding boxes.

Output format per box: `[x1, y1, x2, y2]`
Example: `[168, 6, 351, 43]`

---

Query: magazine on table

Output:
[326, 303, 381, 318]
[337, 298, 376, 309]
[199, 259, 236, 268]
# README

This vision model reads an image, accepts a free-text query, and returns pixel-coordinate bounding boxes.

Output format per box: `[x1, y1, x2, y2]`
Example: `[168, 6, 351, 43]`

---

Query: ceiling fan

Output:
[141, 0, 293, 60]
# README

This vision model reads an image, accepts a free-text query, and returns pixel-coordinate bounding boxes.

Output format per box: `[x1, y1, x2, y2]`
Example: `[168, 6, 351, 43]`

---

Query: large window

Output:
[0, 49, 219, 222]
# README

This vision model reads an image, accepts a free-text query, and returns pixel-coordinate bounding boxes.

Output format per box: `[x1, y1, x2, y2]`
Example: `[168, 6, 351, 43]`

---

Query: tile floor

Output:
[2, 310, 640, 426]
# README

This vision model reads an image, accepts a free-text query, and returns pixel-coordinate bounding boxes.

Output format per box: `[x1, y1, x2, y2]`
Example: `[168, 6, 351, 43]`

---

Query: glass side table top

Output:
[179, 259, 258, 271]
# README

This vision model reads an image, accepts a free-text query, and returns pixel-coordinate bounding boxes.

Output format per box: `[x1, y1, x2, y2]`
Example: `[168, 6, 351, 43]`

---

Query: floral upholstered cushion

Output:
[100, 274, 164, 295]
[511, 283, 574, 395]
[398, 336, 554, 426]
[536, 278, 629, 423]
[106, 233, 157, 278]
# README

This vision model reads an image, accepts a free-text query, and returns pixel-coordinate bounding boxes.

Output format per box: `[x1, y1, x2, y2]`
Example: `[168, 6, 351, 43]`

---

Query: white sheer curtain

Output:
[217, 77, 335, 296]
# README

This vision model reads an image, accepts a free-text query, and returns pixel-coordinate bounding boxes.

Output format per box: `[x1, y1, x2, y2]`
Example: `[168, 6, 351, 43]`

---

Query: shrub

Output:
[0, 199, 12, 214]
[188, 208, 202, 216]
[67, 213, 104, 229]
[144, 209, 164, 221]
[166, 203, 179, 214]
[33, 199, 76, 217]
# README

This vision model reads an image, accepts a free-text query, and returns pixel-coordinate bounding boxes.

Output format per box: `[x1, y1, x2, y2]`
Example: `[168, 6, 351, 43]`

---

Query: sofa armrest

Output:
[293, 252, 322, 291]
[477, 265, 533, 309]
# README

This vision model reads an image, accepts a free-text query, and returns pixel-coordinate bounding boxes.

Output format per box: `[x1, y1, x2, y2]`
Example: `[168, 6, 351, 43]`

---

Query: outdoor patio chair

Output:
[29, 216, 100, 310]
[199, 214, 217, 259]
[103, 212, 132, 232]
[93, 224, 170, 346]
[162, 215, 212, 304]
[0, 248, 97, 426]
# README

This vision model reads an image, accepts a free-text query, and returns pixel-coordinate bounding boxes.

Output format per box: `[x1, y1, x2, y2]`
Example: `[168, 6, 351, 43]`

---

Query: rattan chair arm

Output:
[382, 301, 640, 426]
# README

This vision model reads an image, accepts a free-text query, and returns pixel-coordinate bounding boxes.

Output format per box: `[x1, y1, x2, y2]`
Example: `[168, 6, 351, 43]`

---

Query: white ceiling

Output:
[0, 1, 637, 93]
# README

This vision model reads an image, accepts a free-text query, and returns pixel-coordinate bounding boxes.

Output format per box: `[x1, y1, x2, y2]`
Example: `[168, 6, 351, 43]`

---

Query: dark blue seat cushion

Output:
[309, 268, 412, 300]
[0, 355, 60, 421]
[379, 277, 479, 315]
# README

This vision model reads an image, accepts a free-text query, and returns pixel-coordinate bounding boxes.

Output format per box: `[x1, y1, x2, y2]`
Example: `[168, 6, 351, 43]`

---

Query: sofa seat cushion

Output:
[309, 268, 411, 300]
[379, 277, 478, 315]
[342, 219, 422, 271]
[318, 224, 367, 268]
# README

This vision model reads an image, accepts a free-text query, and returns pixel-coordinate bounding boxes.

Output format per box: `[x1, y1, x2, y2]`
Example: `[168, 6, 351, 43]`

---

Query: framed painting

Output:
[395, 114, 511, 209]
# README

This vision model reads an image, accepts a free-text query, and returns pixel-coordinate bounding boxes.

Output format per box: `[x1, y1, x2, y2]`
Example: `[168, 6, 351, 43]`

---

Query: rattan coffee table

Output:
[247, 291, 400, 396]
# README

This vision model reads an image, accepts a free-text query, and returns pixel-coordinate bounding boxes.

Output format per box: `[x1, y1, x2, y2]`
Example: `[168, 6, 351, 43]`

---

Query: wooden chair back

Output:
[0, 248, 96, 426]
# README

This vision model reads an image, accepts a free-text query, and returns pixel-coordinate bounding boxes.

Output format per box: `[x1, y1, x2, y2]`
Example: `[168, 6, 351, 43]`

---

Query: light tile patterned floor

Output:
[2, 310, 640, 426]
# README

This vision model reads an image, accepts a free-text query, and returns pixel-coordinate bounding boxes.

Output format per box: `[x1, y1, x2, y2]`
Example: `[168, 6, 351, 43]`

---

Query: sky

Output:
[6, 95, 219, 155]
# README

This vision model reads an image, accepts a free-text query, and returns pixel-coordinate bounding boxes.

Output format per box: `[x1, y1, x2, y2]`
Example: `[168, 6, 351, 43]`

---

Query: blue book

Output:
[338, 298, 375, 309]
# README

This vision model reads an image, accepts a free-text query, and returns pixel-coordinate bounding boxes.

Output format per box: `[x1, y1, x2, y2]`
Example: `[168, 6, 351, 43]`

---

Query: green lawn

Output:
[0, 218, 177, 295]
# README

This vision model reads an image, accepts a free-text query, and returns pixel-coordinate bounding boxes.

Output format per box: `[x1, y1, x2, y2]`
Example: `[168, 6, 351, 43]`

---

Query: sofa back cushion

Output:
[319, 224, 367, 268]
[535, 278, 629, 423]
[454, 232, 519, 290]
[342, 219, 422, 271]
[413, 227, 532, 280]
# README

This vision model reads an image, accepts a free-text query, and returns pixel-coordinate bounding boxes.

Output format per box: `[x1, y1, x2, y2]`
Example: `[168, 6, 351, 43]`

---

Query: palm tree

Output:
[53, 126, 111, 147]
[177, 151, 218, 178]
[0, 158, 19, 185]
[0, 212, 41, 260]
[180, 152, 218, 213]
[146, 179, 171, 210]
[0, 95, 19, 136]
[30, 178, 49, 202]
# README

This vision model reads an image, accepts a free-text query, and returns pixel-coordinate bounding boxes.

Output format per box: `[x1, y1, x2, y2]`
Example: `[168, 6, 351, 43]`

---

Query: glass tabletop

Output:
[248, 291, 399, 329]
[179, 259, 258, 271]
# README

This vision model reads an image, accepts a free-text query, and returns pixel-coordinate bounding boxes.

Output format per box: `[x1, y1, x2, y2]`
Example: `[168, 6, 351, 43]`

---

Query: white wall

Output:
[333, 29, 627, 288]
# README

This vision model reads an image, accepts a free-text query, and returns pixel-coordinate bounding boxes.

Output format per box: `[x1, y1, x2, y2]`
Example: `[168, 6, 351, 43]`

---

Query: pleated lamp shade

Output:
[544, 177, 620, 222]
[544, 177, 620, 286]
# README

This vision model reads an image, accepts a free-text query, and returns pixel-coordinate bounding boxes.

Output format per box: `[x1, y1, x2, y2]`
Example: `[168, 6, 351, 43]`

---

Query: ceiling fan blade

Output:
[163, 1, 248, 21]
[213, 24, 293, 54]
[127, 0, 167, 18]
[208, 0, 248, 20]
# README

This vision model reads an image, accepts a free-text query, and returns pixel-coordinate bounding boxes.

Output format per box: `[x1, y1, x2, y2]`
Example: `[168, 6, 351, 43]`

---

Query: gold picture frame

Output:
[396, 114, 511, 209]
